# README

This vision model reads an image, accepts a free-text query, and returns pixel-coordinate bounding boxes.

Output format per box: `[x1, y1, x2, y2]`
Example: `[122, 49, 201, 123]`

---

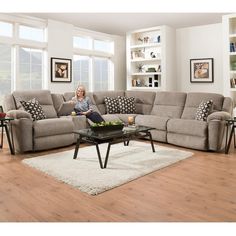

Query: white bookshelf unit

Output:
[223, 14, 236, 106]
[126, 26, 175, 91]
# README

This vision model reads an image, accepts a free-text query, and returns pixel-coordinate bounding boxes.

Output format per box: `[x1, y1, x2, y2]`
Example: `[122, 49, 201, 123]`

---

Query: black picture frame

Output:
[51, 57, 72, 83]
[190, 58, 214, 83]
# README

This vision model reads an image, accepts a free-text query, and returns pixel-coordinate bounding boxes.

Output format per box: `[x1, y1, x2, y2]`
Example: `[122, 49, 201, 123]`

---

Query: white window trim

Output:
[0, 14, 48, 92]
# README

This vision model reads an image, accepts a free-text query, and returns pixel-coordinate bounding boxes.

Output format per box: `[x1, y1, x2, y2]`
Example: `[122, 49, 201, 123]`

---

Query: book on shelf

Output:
[230, 42, 236, 52]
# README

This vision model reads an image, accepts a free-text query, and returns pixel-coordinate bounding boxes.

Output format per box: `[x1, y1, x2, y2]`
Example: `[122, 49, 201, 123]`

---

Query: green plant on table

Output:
[91, 120, 123, 127]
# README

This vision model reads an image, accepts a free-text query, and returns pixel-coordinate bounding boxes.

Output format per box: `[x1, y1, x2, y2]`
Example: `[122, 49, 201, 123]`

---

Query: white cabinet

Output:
[223, 14, 236, 105]
[126, 25, 175, 91]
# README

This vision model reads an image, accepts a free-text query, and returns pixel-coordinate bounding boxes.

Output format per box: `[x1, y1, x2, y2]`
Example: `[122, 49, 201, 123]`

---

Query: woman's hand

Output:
[69, 100, 76, 104]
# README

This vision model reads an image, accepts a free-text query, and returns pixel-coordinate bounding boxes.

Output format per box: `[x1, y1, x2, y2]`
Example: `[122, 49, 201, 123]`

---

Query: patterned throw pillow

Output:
[104, 97, 120, 114]
[118, 96, 136, 114]
[195, 100, 213, 121]
[20, 98, 46, 121]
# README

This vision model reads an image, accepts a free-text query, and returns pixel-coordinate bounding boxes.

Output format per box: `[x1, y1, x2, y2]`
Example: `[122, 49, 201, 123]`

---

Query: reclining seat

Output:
[135, 91, 187, 142]
[167, 92, 233, 151]
[4, 90, 74, 153]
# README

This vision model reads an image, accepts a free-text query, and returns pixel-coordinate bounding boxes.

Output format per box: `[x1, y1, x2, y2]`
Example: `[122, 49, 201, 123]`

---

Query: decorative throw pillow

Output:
[118, 96, 136, 114]
[104, 97, 120, 114]
[195, 100, 213, 121]
[20, 98, 46, 121]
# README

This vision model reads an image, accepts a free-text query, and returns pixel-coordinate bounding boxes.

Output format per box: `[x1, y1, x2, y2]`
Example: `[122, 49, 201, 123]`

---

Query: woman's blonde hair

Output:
[75, 85, 86, 97]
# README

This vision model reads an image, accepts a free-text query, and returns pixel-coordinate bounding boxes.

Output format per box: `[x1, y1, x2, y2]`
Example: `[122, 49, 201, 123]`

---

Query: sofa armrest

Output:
[6, 110, 32, 120]
[207, 111, 232, 122]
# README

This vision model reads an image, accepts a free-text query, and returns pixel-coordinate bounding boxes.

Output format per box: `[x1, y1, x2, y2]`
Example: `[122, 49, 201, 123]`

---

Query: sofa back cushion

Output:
[63, 91, 101, 114]
[181, 92, 224, 120]
[93, 91, 125, 115]
[12, 90, 57, 118]
[125, 91, 156, 115]
[51, 93, 65, 114]
[151, 91, 187, 118]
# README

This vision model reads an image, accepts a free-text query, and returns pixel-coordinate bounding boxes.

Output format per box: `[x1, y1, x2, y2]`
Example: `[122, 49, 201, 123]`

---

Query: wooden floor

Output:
[0, 135, 236, 222]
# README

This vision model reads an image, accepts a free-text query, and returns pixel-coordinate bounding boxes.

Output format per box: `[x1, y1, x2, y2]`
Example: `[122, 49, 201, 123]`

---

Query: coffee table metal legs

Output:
[95, 143, 104, 169]
[148, 131, 155, 153]
[73, 136, 81, 159]
[73, 131, 156, 169]
[104, 143, 111, 169]
[73, 137, 104, 169]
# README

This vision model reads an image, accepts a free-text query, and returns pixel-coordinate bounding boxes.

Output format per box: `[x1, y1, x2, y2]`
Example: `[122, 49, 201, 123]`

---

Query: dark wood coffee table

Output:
[73, 125, 156, 169]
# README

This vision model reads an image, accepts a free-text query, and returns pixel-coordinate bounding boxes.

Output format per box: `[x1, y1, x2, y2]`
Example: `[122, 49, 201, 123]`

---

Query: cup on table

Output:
[71, 111, 76, 116]
[128, 116, 134, 125]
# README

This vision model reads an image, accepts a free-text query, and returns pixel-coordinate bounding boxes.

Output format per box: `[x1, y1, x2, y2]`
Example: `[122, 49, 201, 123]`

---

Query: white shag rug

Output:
[22, 141, 193, 195]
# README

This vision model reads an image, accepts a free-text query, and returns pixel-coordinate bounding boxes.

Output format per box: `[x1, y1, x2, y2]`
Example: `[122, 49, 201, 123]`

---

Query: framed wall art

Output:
[190, 58, 214, 83]
[51, 57, 72, 82]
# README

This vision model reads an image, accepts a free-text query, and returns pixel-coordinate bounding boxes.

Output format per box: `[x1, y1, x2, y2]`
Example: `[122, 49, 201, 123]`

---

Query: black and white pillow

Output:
[20, 98, 46, 121]
[195, 100, 213, 121]
[118, 96, 136, 114]
[104, 97, 120, 114]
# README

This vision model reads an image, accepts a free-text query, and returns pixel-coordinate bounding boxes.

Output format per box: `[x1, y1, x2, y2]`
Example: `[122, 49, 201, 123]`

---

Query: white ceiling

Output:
[24, 13, 226, 36]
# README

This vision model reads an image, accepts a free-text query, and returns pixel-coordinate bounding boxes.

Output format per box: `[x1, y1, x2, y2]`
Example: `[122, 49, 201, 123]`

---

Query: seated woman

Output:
[71, 85, 105, 123]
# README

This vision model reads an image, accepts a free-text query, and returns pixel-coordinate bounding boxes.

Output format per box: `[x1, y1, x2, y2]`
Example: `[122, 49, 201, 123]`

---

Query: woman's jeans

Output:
[86, 111, 104, 123]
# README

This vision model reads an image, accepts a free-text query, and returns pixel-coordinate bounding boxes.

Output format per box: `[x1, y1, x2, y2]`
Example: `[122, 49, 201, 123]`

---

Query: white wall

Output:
[176, 23, 223, 93]
[47, 20, 74, 93]
[47, 19, 126, 94]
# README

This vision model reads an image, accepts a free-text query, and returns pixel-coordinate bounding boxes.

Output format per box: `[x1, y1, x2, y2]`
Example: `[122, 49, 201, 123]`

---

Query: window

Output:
[19, 25, 45, 42]
[0, 21, 12, 37]
[73, 55, 90, 90]
[73, 36, 92, 50]
[73, 32, 114, 92]
[93, 57, 109, 91]
[18, 47, 43, 90]
[0, 44, 12, 104]
[94, 39, 114, 54]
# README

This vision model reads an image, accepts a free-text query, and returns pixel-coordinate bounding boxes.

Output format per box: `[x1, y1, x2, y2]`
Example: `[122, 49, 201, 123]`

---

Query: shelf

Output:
[229, 34, 236, 38]
[230, 88, 236, 91]
[130, 43, 161, 49]
[132, 72, 161, 76]
[130, 86, 162, 90]
[230, 52, 236, 56]
[230, 70, 236, 73]
[131, 58, 161, 62]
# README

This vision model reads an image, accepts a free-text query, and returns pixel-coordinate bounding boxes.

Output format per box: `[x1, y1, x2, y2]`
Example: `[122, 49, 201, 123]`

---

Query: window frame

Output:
[0, 15, 47, 95]
[73, 29, 114, 92]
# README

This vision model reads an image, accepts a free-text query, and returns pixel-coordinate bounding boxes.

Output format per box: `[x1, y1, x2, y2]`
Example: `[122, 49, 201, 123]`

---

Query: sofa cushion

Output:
[116, 114, 138, 123]
[135, 115, 169, 131]
[58, 102, 75, 116]
[60, 115, 87, 131]
[102, 114, 122, 122]
[20, 98, 46, 121]
[93, 91, 125, 115]
[118, 96, 136, 114]
[13, 90, 57, 118]
[125, 91, 156, 115]
[51, 93, 65, 114]
[167, 118, 208, 137]
[181, 92, 224, 120]
[104, 96, 120, 114]
[33, 118, 74, 138]
[63, 92, 101, 115]
[195, 100, 213, 121]
[151, 91, 187, 118]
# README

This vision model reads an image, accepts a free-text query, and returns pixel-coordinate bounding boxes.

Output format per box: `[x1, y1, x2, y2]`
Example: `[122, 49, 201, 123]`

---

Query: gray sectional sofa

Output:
[3, 89, 233, 153]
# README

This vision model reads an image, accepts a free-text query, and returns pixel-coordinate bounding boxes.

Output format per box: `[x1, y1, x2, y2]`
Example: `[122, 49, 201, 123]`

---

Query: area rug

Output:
[22, 141, 193, 195]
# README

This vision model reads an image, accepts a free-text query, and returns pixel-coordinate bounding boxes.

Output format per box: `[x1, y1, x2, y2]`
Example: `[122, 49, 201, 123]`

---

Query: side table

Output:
[0, 117, 15, 155]
[225, 118, 236, 154]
